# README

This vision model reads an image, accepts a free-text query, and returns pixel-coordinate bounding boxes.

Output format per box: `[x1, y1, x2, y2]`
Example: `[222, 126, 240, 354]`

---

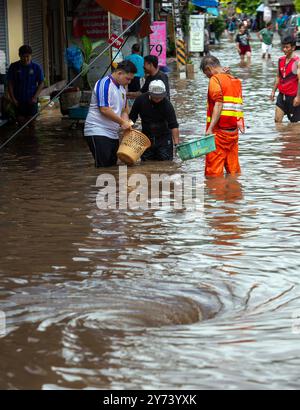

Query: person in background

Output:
[125, 43, 144, 93]
[235, 23, 252, 66]
[129, 80, 179, 161]
[204, 26, 211, 56]
[127, 55, 170, 100]
[200, 56, 244, 177]
[276, 13, 288, 42]
[258, 22, 274, 60]
[84, 61, 136, 167]
[8, 45, 44, 128]
[252, 18, 258, 32]
[270, 36, 300, 123]
[228, 17, 237, 41]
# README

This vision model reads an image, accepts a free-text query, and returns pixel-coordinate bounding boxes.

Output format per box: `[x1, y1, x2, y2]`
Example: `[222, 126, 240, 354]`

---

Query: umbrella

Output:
[206, 7, 219, 16]
[191, 0, 219, 7]
[256, 4, 265, 13]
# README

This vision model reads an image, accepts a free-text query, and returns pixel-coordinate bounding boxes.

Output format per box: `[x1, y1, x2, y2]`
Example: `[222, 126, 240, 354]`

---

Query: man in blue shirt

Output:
[8, 45, 44, 127]
[125, 44, 144, 92]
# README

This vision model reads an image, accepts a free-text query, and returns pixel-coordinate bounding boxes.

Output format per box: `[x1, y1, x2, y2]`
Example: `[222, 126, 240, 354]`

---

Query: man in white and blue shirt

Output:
[84, 61, 137, 167]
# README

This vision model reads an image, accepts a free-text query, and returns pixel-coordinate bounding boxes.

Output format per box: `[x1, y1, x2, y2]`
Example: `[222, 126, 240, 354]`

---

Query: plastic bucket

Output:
[117, 129, 151, 165]
[59, 88, 82, 115]
[176, 134, 216, 161]
[68, 106, 89, 120]
[38, 96, 51, 109]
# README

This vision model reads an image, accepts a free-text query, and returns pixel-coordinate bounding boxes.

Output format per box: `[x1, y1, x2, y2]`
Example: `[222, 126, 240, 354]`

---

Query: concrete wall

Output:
[7, 0, 24, 63]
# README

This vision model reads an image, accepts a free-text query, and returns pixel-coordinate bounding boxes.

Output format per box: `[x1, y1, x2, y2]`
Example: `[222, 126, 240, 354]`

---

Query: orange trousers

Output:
[205, 129, 241, 177]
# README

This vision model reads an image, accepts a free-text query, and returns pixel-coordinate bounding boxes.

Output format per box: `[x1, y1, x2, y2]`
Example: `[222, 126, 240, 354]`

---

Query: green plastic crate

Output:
[176, 134, 216, 161]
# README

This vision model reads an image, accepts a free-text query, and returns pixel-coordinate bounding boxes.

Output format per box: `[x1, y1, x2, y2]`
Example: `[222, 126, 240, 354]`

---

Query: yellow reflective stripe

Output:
[221, 111, 244, 118]
[207, 112, 244, 122]
[223, 96, 243, 104]
[223, 103, 243, 111]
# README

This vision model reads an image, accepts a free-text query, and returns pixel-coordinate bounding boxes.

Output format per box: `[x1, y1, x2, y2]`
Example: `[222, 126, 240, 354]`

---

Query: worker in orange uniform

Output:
[200, 56, 245, 177]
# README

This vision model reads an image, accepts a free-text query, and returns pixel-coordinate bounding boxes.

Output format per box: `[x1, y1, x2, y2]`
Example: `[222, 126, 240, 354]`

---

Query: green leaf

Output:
[81, 35, 92, 62]
[235, 0, 261, 15]
[91, 39, 105, 51]
[82, 62, 90, 76]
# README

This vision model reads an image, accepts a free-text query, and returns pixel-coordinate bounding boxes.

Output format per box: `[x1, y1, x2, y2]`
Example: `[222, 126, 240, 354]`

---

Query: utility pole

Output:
[173, 0, 187, 77]
[149, 0, 155, 22]
[142, 0, 149, 55]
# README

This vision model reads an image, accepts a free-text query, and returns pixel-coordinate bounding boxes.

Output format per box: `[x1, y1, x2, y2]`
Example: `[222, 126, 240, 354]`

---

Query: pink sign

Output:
[72, 1, 108, 39]
[150, 21, 167, 67]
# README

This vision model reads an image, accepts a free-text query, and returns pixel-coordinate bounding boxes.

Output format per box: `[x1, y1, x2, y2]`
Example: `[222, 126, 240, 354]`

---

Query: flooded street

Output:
[1, 37, 300, 390]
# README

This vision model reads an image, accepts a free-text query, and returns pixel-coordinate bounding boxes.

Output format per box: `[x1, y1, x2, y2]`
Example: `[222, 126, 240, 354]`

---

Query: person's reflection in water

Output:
[276, 123, 300, 170]
[5, 132, 41, 172]
[205, 175, 244, 247]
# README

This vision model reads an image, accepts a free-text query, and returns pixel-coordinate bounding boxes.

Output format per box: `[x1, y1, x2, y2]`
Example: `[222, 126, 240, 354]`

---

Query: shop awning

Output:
[95, 0, 152, 38]
[191, 0, 219, 7]
[206, 7, 219, 16]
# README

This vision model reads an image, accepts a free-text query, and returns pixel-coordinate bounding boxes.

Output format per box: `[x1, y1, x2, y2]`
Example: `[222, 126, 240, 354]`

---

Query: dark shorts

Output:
[276, 93, 300, 122]
[85, 135, 119, 168]
[128, 77, 141, 92]
[142, 134, 173, 162]
[16, 102, 38, 118]
[239, 45, 251, 55]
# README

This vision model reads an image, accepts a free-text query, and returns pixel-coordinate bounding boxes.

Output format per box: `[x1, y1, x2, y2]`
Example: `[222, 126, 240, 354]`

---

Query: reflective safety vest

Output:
[207, 73, 245, 133]
[278, 55, 300, 97]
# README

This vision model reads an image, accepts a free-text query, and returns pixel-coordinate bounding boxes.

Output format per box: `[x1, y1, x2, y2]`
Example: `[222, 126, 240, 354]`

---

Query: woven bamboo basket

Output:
[117, 129, 151, 165]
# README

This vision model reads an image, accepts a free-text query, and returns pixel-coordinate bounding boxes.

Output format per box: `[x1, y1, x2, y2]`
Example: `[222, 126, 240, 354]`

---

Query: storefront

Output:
[0, 0, 9, 72]
[23, 0, 67, 86]
[66, 0, 149, 87]
[23, 0, 45, 70]
[269, 0, 295, 16]
[0, 0, 8, 122]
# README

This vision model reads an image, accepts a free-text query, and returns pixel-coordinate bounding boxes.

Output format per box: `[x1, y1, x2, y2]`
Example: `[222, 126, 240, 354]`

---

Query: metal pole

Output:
[149, 0, 155, 22]
[142, 0, 149, 55]
[108, 11, 113, 66]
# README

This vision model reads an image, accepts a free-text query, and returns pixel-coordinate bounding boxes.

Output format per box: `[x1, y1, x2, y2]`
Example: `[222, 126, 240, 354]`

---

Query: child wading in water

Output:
[258, 22, 274, 60]
[235, 23, 252, 66]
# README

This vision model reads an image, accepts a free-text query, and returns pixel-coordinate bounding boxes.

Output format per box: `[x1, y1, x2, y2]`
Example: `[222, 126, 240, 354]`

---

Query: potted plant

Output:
[79, 35, 105, 92]
[186, 55, 195, 77]
[61, 36, 105, 114]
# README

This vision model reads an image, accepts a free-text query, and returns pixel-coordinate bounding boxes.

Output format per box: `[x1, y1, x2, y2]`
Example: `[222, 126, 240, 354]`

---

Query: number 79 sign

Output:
[150, 21, 167, 67]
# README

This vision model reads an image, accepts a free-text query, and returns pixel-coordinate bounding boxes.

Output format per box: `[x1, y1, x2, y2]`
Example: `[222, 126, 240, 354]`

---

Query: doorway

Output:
[47, 0, 66, 84]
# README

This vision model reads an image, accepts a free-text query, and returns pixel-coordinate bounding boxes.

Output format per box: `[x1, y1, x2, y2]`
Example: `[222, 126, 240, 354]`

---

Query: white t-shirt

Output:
[84, 75, 127, 139]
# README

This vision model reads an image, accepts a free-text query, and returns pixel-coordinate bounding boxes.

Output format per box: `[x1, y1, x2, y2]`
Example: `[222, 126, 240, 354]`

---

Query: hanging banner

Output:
[189, 15, 205, 53]
[263, 6, 272, 23]
[150, 21, 167, 67]
[110, 14, 124, 63]
[72, 0, 108, 39]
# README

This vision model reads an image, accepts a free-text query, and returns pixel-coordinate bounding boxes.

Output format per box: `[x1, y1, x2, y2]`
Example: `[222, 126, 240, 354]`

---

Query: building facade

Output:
[0, 0, 68, 89]
[0, 0, 151, 114]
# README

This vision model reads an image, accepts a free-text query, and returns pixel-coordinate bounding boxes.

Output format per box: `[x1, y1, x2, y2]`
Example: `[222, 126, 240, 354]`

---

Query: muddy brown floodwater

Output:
[1, 38, 300, 390]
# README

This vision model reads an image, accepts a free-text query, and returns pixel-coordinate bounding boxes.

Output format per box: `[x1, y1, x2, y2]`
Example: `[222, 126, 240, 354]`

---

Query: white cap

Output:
[149, 80, 167, 97]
